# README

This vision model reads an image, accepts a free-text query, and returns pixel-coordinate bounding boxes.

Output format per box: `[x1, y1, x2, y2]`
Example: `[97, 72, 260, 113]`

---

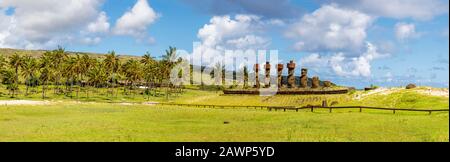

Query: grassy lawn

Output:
[0, 102, 448, 142]
[0, 85, 448, 142]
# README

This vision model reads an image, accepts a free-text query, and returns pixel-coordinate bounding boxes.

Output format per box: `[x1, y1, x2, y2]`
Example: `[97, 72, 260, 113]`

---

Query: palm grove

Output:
[0, 47, 181, 100]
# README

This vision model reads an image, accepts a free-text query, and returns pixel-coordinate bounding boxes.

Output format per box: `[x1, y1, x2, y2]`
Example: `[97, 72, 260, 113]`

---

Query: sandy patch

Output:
[354, 88, 402, 100]
[119, 103, 134, 105]
[0, 100, 51, 106]
[143, 102, 159, 106]
[415, 88, 449, 98]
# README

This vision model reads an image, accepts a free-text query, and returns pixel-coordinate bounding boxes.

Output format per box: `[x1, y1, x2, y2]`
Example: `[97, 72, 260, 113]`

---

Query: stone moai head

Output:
[264, 62, 271, 87]
[287, 60, 296, 70]
[254, 64, 260, 88]
[312, 76, 320, 89]
[300, 68, 308, 88]
[265, 62, 271, 70]
[277, 64, 284, 72]
[254, 64, 259, 72]
[301, 68, 308, 77]
[265, 62, 271, 77]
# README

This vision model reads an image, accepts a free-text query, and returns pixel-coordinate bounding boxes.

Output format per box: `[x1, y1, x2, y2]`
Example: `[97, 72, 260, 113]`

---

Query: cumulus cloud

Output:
[80, 37, 101, 45]
[325, 0, 449, 20]
[197, 15, 268, 48]
[301, 42, 389, 77]
[192, 14, 275, 67]
[395, 22, 419, 41]
[113, 0, 159, 39]
[285, 5, 373, 54]
[0, 0, 108, 49]
[87, 11, 110, 34]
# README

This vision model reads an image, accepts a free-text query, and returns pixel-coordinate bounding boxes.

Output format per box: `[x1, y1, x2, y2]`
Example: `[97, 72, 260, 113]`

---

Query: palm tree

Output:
[104, 51, 120, 97]
[39, 52, 53, 99]
[122, 59, 143, 98]
[20, 55, 38, 96]
[141, 52, 156, 100]
[1, 69, 17, 98]
[8, 53, 22, 97]
[73, 54, 85, 99]
[81, 54, 94, 98]
[87, 59, 107, 95]
[0, 54, 6, 70]
[0, 54, 6, 90]
[64, 54, 84, 98]
[51, 46, 68, 94]
[161, 46, 179, 100]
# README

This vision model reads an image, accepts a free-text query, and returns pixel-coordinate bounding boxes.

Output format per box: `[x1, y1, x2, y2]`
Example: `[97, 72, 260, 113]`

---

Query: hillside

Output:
[0, 48, 140, 60]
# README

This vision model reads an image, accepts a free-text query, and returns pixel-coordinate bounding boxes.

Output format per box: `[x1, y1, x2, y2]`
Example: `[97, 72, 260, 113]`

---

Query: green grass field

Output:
[0, 103, 448, 142]
[0, 86, 448, 142]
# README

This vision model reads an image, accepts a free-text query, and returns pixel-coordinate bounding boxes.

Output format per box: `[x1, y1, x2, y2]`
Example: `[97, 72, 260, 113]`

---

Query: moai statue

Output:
[287, 60, 296, 88]
[300, 68, 308, 88]
[277, 64, 284, 88]
[312, 76, 320, 89]
[323, 81, 332, 88]
[254, 64, 260, 88]
[264, 62, 271, 88]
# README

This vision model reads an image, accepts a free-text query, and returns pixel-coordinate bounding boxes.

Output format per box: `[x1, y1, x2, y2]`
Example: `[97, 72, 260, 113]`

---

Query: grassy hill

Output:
[0, 48, 140, 60]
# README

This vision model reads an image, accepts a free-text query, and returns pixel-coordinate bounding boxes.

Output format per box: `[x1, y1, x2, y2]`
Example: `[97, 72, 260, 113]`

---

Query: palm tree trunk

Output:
[77, 85, 80, 100]
[85, 84, 89, 99]
[70, 78, 73, 99]
[26, 84, 29, 96]
[42, 82, 46, 99]
[147, 81, 150, 101]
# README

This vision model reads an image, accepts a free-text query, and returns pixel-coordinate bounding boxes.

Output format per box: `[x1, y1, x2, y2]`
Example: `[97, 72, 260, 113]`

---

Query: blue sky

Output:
[0, 0, 448, 88]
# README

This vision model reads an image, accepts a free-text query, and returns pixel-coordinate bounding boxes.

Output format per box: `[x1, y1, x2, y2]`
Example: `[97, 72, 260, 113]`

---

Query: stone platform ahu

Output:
[224, 60, 349, 95]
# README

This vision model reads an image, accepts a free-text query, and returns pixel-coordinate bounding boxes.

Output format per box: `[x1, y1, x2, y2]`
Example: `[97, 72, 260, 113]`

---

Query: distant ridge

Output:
[0, 48, 141, 59]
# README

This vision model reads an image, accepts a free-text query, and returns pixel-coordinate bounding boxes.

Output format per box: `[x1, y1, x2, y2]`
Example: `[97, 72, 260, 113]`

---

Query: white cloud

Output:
[327, 0, 449, 20]
[113, 0, 159, 39]
[225, 35, 269, 49]
[301, 42, 389, 77]
[197, 14, 265, 48]
[81, 37, 101, 45]
[194, 14, 272, 65]
[0, 0, 107, 49]
[395, 22, 419, 41]
[285, 5, 373, 54]
[87, 11, 110, 34]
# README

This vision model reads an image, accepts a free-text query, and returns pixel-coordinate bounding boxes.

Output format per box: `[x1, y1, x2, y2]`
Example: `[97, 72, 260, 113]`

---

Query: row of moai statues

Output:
[253, 60, 331, 89]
